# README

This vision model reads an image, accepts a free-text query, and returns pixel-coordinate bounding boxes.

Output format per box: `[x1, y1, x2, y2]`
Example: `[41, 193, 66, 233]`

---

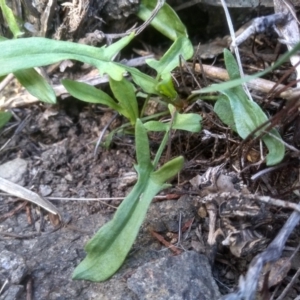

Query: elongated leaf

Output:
[62, 79, 121, 111]
[220, 50, 285, 165]
[137, 0, 188, 40]
[0, 34, 165, 100]
[147, 36, 194, 76]
[0, 37, 56, 104]
[125, 66, 159, 95]
[0, 111, 12, 128]
[14, 69, 56, 104]
[72, 177, 162, 282]
[143, 121, 168, 131]
[222, 88, 284, 165]
[72, 120, 183, 281]
[135, 119, 151, 170]
[0, 0, 23, 38]
[109, 77, 138, 125]
[151, 156, 184, 185]
[223, 89, 266, 138]
[193, 41, 300, 94]
[0, 35, 164, 99]
[214, 95, 236, 131]
[0, 34, 135, 80]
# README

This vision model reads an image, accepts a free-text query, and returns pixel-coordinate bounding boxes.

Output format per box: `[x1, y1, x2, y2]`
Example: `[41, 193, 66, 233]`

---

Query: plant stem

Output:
[152, 129, 169, 168]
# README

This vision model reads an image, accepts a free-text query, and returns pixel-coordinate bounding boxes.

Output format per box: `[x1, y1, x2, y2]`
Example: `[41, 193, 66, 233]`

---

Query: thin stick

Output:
[201, 191, 300, 213]
[94, 112, 118, 157]
[135, 0, 166, 35]
[0, 73, 14, 93]
[220, 0, 253, 101]
[0, 194, 176, 201]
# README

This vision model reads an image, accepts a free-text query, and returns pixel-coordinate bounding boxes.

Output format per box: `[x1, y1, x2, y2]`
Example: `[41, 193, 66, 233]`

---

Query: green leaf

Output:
[0, 37, 55, 104]
[147, 36, 194, 76]
[14, 69, 56, 104]
[143, 120, 168, 131]
[72, 109, 186, 282]
[146, 37, 193, 99]
[169, 104, 202, 132]
[214, 95, 236, 131]
[72, 120, 183, 282]
[193, 41, 300, 94]
[219, 50, 285, 165]
[135, 119, 151, 169]
[144, 105, 202, 133]
[222, 88, 284, 165]
[151, 156, 184, 185]
[126, 66, 159, 95]
[224, 49, 240, 80]
[62, 79, 121, 111]
[137, 0, 188, 40]
[72, 120, 184, 282]
[72, 177, 162, 282]
[172, 111, 202, 132]
[155, 74, 177, 99]
[0, 34, 167, 100]
[261, 130, 285, 166]
[109, 77, 139, 125]
[0, 111, 12, 128]
[0, 34, 135, 79]
[0, 0, 23, 38]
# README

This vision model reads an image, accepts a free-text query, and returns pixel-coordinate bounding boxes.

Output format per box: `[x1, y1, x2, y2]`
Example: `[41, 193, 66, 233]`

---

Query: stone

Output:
[145, 195, 195, 233]
[0, 250, 28, 284]
[39, 184, 53, 196]
[0, 285, 24, 300]
[127, 251, 221, 300]
[0, 158, 28, 186]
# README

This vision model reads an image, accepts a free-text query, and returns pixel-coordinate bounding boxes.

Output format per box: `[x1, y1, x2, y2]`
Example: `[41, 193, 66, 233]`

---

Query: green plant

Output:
[189, 40, 300, 167]
[1, 0, 294, 283]
[0, 0, 197, 282]
[193, 49, 289, 166]
[0, 111, 12, 129]
[0, 0, 23, 38]
[192, 43, 300, 94]
[0, 0, 193, 129]
[0, 0, 57, 125]
[72, 105, 201, 281]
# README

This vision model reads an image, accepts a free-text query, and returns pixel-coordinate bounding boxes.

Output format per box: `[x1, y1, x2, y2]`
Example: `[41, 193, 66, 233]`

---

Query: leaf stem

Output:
[152, 129, 169, 168]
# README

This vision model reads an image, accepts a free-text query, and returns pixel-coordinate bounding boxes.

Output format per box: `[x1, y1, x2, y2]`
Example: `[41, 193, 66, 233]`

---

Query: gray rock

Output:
[0, 250, 28, 284]
[127, 251, 221, 300]
[0, 158, 28, 186]
[143, 196, 195, 232]
[0, 285, 24, 300]
[145, 195, 195, 233]
[39, 184, 53, 196]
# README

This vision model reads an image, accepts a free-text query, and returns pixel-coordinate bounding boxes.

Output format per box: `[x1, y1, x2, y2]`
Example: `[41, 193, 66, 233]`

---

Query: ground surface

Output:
[2, 1, 300, 299]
